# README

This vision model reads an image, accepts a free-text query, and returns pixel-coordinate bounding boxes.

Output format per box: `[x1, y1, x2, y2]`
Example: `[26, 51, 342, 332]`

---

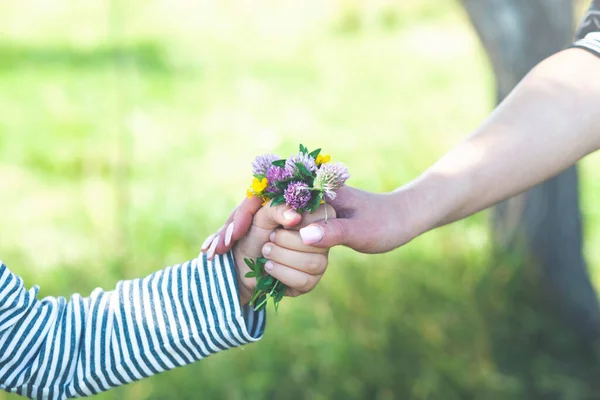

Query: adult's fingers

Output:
[229, 196, 263, 244]
[299, 218, 359, 249]
[269, 229, 328, 254]
[262, 242, 328, 275]
[295, 204, 336, 230]
[203, 196, 262, 259]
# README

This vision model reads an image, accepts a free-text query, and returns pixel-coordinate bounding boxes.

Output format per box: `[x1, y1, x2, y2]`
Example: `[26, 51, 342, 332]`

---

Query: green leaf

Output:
[255, 304, 267, 312]
[257, 276, 275, 291]
[249, 288, 262, 305]
[308, 148, 321, 159]
[270, 195, 286, 207]
[262, 191, 278, 199]
[274, 286, 286, 302]
[272, 159, 286, 168]
[244, 271, 256, 278]
[295, 162, 312, 177]
[309, 192, 323, 213]
[299, 144, 308, 154]
[272, 281, 286, 314]
[251, 294, 267, 311]
[255, 257, 268, 275]
[306, 191, 320, 206]
[263, 275, 275, 286]
[255, 298, 268, 311]
[253, 174, 265, 180]
[244, 258, 255, 270]
[275, 180, 289, 190]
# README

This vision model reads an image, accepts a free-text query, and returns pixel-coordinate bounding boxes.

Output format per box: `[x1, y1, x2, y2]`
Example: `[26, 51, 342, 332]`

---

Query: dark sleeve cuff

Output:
[572, 32, 600, 58]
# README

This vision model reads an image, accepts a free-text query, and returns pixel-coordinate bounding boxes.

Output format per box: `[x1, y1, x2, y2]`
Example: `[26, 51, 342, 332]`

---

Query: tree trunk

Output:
[461, 0, 600, 395]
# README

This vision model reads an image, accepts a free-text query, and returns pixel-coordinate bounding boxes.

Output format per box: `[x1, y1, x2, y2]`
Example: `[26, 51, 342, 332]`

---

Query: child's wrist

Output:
[238, 287, 251, 307]
[232, 246, 252, 307]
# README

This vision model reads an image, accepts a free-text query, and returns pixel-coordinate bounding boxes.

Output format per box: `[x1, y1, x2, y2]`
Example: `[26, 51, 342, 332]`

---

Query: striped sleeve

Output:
[572, 1, 600, 57]
[0, 252, 266, 400]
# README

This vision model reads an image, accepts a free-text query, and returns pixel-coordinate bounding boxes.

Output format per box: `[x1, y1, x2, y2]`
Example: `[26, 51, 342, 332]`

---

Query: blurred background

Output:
[1, 0, 600, 399]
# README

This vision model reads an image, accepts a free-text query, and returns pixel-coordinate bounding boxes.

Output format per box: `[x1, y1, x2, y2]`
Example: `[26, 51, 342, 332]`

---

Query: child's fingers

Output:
[252, 201, 302, 231]
[234, 225, 273, 260]
[262, 243, 328, 276]
[269, 229, 328, 254]
[263, 261, 322, 296]
[204, 200, 336, 259]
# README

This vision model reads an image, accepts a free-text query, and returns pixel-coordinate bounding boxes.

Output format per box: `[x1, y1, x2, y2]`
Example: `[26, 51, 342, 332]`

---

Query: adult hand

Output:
[297, 186, 420, 254]
[207, 185, 423, 257]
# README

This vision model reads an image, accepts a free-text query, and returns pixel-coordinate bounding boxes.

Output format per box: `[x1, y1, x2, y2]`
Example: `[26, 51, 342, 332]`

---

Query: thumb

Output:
[299, 218, 354, 249]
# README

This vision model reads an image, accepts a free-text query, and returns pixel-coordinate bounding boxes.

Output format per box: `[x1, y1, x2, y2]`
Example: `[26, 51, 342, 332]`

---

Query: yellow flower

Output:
[262, 196, 270, 206]
[246, 188, 254, 199]
[316, 153, 331, 166]
[251, 177, 268, 195]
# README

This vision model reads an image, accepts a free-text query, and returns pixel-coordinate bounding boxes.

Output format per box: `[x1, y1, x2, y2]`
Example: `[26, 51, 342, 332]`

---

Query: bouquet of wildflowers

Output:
[244, 144, 350, 312]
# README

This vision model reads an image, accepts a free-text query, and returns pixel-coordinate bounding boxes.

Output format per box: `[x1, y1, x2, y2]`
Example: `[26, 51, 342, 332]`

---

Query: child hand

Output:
[233, 203, 336, 306]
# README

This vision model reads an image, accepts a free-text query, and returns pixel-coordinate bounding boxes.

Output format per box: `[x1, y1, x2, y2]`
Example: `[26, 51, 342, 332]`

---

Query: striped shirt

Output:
[573, 0, 600, 57]
[0, 252, 265, 399]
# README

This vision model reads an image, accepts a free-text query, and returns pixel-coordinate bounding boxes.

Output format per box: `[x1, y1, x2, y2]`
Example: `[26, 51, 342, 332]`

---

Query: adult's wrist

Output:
[392, 169, 470, 241]
[383, 183, 434, 248]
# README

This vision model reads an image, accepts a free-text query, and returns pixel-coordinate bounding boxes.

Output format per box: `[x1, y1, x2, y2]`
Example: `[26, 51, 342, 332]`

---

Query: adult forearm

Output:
[403, 49, 600, 235]
[280, 48, 600, 254]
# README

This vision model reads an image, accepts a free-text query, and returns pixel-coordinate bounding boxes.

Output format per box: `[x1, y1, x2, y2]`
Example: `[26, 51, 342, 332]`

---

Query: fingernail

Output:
[283, 209, 299, 221]
[201, 234, 216, 251]
[269, 231, 276, 242]
[265, 261, 274, 271]
[207, 235, 220, 259]
[300, 225, 324, 244]
[224, 222, 235, 247]
[263, 244, 272, 256]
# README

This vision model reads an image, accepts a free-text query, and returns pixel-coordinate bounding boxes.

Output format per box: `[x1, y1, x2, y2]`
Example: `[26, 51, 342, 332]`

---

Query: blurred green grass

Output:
[1, 0, 600, 399]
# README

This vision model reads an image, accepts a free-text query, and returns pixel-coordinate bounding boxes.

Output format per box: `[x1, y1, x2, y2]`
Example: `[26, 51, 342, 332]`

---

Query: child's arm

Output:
[0, 253, 264, 400]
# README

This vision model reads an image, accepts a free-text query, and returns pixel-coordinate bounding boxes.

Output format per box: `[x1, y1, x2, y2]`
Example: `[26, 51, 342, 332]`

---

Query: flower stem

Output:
[249, 289, 263, 307]
[254, 295, 269, 311]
